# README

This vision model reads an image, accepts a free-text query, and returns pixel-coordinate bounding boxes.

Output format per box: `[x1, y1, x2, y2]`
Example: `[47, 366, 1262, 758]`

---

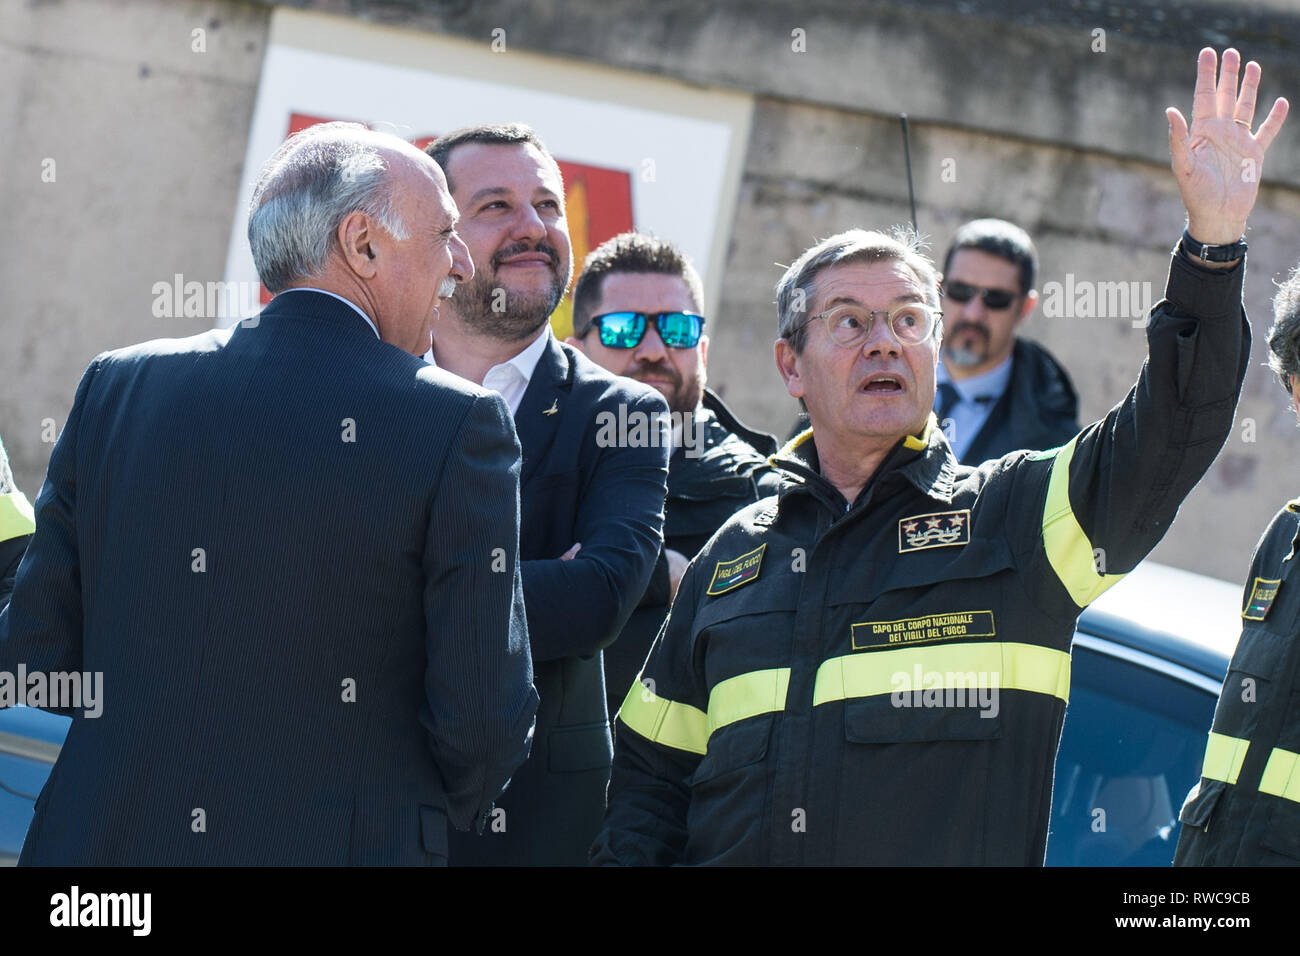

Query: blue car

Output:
[0, 561, 1242, 865]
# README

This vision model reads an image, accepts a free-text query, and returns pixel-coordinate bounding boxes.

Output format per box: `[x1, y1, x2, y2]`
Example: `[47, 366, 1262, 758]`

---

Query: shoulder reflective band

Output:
[618, 680, 709, 755]
[0, 490, 35, 543]
[1200, 731, 1250, 785]
[1259, 747, 1300, 804]
[813, 642, 1071, 706]
[1041, 436, 1125, 607]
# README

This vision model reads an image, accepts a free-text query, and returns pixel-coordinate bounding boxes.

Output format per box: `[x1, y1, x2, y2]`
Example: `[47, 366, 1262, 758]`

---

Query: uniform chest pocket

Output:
[828, 537, 1017, 608]
[842, 693, 1002, 744]
[686, 715, 773, 786]
[1229, 627, 1290, 680]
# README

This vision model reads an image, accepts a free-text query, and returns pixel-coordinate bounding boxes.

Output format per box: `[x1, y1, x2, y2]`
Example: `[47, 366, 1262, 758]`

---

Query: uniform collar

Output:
[768, 413, 959, 514]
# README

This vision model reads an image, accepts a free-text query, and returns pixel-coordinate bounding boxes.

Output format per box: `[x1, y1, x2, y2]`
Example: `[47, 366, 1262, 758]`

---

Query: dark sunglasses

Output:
[942, 281, 1019, 310]
[588, 311, 705, 349]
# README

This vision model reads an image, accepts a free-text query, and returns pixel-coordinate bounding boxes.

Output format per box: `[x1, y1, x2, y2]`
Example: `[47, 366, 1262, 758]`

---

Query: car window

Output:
[1047, 642, 1219, 866]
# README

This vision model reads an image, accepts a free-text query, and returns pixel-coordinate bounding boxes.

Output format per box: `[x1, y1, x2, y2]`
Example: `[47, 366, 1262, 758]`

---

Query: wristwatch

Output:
[1180, 228, 1248, 262]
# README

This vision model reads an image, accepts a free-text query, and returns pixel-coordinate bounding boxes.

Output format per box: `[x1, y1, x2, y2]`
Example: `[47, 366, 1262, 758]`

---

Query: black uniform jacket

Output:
[1175, 498, 1300, 865]
[593, 250, 1248, 865]
[603, 389, 781, 718]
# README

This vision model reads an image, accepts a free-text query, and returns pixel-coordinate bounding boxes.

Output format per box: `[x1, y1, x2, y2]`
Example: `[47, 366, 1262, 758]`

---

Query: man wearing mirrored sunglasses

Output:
[936, 218, 1079, 464]
[568, 232, 781, 720]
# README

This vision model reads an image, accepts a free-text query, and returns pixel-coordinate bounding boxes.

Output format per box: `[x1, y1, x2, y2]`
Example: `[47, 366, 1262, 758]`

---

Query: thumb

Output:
[1167, 107, 1192, 178]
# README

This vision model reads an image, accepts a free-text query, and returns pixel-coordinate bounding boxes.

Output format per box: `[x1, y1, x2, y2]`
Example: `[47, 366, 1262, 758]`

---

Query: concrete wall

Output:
[4, 0, 1300, 581]
[0, 0, 269, 496]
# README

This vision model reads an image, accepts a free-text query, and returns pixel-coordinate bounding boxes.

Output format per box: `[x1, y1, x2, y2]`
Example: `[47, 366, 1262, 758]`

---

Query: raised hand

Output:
[1167, 47, 1289, 245]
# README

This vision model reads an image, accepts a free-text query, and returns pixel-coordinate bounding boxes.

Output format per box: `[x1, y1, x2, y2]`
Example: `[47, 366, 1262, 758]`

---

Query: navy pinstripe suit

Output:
[0, 291, 538, 865]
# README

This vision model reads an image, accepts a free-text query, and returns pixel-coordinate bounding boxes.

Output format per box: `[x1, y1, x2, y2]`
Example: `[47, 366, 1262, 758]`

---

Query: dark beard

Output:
[454, 242, 568, 343]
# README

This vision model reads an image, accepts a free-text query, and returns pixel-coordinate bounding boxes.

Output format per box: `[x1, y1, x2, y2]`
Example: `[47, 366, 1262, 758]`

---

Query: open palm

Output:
[1168, 48, 1289, 245]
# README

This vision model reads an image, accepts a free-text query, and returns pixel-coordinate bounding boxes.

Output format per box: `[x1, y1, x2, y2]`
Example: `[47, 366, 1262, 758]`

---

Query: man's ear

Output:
[774, 337, 804, 399]
[698, 334, 710, 370]
[338, 211, 378, 279]
[565, 334, 585, 352]
[1016, 290, 1039, 326]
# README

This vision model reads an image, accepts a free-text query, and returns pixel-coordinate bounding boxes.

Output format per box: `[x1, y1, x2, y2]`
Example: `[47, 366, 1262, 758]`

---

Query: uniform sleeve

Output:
[420, 392, 540, 832]
[1027, 249, 1248, 617]
[590, 557, 711, 865]
[0, 358, 100, 703]
[521, 388, 670, 662]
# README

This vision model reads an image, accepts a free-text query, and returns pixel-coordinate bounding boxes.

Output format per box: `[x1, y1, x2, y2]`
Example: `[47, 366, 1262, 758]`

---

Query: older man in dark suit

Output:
[0, 122, 538, 865]
[425, 124, 670, 866]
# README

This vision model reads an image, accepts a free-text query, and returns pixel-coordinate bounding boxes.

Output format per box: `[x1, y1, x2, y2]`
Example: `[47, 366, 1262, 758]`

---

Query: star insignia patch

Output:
[898, 509, 972, 553]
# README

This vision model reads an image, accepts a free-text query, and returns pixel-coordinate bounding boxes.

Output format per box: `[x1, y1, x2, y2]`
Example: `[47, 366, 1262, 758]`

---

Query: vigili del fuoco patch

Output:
[707, 543, 766, 596]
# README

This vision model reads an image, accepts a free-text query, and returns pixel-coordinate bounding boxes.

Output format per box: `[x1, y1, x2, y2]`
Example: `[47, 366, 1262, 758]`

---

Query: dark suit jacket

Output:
[448, 334, 669, 866]
[0, 290, 538, 865]
[959, 337, 1080, 465]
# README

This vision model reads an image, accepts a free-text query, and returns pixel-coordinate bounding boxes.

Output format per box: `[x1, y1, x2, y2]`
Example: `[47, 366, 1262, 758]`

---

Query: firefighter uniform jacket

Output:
[591, 250, 1249, 866]
[1174, 499, 1300, 865]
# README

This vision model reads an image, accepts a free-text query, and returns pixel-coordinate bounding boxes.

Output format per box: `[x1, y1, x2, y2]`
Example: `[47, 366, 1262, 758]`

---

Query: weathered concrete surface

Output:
[0, 0, 268, 495]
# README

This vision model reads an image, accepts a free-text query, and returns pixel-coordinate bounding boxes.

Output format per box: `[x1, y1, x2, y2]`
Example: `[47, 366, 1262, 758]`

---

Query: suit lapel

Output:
[514, 335, 574, 487]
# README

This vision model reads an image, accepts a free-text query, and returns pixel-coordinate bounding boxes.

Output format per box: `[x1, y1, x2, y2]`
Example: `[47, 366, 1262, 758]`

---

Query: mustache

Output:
[948, 321, 990, 342]
[437, 276, 457, 298]
[491, 240, 561, 271]
[627, 360, 682, 388]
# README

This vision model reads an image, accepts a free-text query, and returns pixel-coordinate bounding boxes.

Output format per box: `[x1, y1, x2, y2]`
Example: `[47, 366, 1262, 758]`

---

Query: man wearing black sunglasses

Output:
[936, 219, 1079, 464]
[568, 233, 781, 720]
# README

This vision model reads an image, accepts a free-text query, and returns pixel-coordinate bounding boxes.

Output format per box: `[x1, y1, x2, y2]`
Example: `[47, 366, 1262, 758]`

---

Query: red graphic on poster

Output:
[258, 113, 634, 337]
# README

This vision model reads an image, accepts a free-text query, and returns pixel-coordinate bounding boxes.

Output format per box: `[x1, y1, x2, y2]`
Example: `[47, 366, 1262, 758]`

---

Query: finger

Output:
[1167, 107, 1192, 175]
[1192, 47, 1218, 124]
[1235, 60, 1262, 126]
[1216, 48, 1241, 119]
[1254, 96, 1290, 153]
[560, 542, 582, 561]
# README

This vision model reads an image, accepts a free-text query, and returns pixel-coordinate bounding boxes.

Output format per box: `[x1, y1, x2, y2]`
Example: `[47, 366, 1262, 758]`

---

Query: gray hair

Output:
[1268, 266, 1300, 393]
[775, 226, 942, 352]
[248, 122, 412, 293]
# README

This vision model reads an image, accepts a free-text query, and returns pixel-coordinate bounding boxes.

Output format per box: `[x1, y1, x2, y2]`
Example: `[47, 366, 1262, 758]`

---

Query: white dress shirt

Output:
[935, 353, 1014, 460]
[424, 328, 551, 417]
[276, 287, 380, 339]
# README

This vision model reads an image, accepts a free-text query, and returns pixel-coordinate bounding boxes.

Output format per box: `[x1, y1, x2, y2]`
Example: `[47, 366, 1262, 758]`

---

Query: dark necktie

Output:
[935, 382, 961, 421]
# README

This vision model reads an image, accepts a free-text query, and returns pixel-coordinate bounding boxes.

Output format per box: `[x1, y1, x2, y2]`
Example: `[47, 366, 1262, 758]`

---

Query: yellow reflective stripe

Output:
[1200, 732, 1251, 785]
[812, 642, 1071, 706]
[1259, 747, 1300, 803]
[706, 667, 790, 735]
[617, 680, 709, 755]
[1041, 436, 1125, 607]
[0, 491, 35, 543]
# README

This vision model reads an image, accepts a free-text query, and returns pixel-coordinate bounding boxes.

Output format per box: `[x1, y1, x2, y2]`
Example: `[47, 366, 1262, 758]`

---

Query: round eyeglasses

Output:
[790, 302, 942, 348]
